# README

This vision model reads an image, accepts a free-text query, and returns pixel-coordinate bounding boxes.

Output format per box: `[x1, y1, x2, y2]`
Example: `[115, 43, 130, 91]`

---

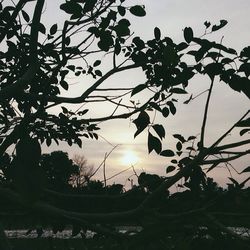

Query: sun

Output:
[121, 150, 139, 166]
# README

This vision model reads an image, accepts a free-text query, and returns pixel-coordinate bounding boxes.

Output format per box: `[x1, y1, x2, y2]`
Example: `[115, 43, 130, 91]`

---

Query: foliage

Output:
[0, 0, 249, 249]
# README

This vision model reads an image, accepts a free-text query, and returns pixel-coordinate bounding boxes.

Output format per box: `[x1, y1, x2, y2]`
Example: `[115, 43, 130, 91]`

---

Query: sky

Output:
[30, 0, 250, 188]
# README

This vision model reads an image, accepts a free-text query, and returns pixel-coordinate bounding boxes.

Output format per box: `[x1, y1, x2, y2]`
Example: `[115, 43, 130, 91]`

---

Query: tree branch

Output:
[200, 78, 215, 149]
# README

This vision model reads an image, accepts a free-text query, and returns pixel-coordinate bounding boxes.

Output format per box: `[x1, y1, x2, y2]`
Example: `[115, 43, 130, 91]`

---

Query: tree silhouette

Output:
[40, 151, 78, 190]
[0, 0, 249, 249]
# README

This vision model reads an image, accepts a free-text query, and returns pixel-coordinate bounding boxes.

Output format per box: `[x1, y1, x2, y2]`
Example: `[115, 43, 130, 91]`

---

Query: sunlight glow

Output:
[121, 150, 139, 166]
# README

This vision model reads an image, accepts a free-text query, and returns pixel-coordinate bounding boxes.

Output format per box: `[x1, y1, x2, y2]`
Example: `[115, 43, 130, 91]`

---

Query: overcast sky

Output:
[39, 0, 250, 188]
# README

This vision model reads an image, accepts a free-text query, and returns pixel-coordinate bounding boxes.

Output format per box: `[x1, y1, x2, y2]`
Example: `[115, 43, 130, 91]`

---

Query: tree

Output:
[0, 0, 249, 249]
[40, 151, 78, 190]
[70, 154, 94, 187]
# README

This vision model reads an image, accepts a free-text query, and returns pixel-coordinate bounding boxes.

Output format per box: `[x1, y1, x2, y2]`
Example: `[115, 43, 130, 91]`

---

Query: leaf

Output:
[129, 5, 146, 17]
[21, 10, 30, 22]
[236, 118, 250, 127]
[184, 27, 193, 43]
[61, 106, 68, 114]
[162, 107, 169, 118]
[166, 165, 175, 173]
[77, 109, 89, 116]
[152, 124, 165, 139]
[160, 150, 175, 157]
[148, 132, 162, 154]
[204, 21, 211, 28]
[95, 70, 102, 77]
[83, 0, 97, 13]
[176, 141, 182, 151]
[46, 137, 52, 147]
[118, 6, 126, 16]
[60, 80, 69, 90]
[133, 111, 150, 138]
[167, 101, 176, 115]
[133, 37, 145, 49]
[93, 60, 101, 67]
[173, 134, 186, 143]
[60, 2, 82, 15]
[187, 136, 196, 140]
[131, 84, 147, 96]
[241, 166, 250, 174]
[240, 128, 250, 136]
[154, 27, 161, 41]
[212, 19, 228, 32]
[149, 102, 161, 112]
[50, 24, 58, 35]
[169, 88, 188, 94]
[177, 42, 189, 51]
[39, 23, 46, 34]
[67, 65, 75, 71]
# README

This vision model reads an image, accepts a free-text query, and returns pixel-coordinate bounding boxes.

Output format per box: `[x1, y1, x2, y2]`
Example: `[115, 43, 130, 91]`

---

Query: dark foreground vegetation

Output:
[0, 0, 249, 249]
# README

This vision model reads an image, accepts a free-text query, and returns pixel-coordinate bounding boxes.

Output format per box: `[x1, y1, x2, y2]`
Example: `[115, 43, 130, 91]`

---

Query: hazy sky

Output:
[39, 0, 250, 188]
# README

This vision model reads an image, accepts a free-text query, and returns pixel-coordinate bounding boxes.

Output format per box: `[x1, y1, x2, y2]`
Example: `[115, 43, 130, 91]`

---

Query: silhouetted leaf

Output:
[67, 65, 75, 72]
[39, 23, 46, 34]
[133, 111, 150, 137]
[50, 24, 58, 35]
[129, 5, 146, 17]
[204, 21, 211, 28]
[166, 165, 175, 173]
[240, 128, 250, 136]
[162, 107, 169, 117]
[131, 84, 147, 96]
[176, 141, 182, 151]
[160, 150, 175, 157]
[93, 60, 101, 67]
[60, 80, 69, 90]
[60, 2, 82, 15]
[212, 19, 228, 32]
[148, 132, 162, 154]
[154, 27, 161, 41]
[46, 137, 52, 147]
[77, 109, 88, 116]
[173, 134, 186, 143]
[187, 136, 196, 140]
[61, 106, 68, 114]
[184, 27, 193, 43]
[167, 101, 176, 115]
[95, 70, 102, 77]
[241, 166, 250, 173]
[118, 6, 126, 16]
[133, 37, 145, 49]
[83, 0, 97, 13]
[236, 118, 250, 127]
[152, 124, 165, 139]
[21, 10, 30, 22]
